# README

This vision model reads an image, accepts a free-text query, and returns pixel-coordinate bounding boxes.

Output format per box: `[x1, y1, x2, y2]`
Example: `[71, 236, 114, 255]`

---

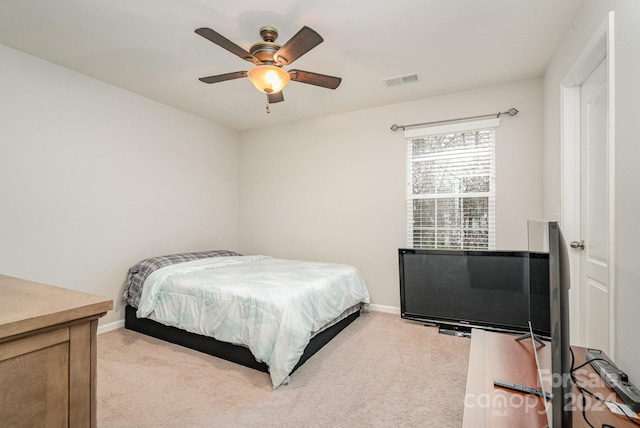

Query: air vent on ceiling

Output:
[383, 73, 420, 87]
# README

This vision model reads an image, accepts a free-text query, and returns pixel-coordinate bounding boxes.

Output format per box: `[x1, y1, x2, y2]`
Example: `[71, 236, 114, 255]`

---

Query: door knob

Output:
[570, 240, 585, 250]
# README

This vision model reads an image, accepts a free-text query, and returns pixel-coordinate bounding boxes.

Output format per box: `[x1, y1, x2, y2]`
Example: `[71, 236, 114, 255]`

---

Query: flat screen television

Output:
[398, 248, 551, 337]
[531, 220, 572, 427]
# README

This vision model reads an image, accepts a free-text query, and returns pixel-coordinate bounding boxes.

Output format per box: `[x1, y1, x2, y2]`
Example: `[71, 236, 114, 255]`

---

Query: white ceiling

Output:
[0, 0, 582, 131]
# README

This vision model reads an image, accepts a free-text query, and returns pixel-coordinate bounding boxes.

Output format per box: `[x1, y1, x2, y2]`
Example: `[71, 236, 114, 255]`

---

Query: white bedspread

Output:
[137, 255, 370, 388]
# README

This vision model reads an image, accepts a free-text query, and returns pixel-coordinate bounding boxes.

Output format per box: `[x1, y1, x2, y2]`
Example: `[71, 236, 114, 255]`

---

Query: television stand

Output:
[462, 329, 638, 427]
[437, 324, 471, 338]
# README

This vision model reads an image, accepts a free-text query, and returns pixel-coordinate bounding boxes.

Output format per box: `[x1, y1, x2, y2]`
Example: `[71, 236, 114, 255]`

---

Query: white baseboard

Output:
[96, 303, 401, 335]
[367, 303, 400, 315]
[98, 319, 125, 335]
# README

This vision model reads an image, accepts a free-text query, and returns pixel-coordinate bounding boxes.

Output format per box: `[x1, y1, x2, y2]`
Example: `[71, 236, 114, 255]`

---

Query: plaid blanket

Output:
[122, 249, 242, 307]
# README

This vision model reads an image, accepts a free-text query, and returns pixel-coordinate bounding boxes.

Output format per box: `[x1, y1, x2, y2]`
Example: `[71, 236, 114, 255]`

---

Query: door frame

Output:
[560, 12, 616, 357]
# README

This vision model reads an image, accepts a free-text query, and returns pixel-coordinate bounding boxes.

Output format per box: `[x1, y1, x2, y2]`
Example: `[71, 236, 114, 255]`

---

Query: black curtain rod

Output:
[390, 108, 519, 132]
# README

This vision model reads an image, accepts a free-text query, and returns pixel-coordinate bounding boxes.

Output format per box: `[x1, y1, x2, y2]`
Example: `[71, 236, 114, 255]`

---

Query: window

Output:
[405, 118, 498, 250]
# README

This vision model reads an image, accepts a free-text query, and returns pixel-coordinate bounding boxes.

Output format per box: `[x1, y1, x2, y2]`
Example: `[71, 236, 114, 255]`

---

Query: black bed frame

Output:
[124, 305, 360, 376]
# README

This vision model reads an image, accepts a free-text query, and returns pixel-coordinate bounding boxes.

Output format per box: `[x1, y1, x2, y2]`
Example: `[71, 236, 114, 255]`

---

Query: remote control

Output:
[493, 379, 553, 400]
[586, 348, 640, 413]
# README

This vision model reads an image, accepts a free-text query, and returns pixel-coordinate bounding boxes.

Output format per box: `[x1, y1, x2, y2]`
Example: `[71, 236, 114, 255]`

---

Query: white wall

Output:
[239, 78, 543, 309]
[0, 44, 241, 325]
[543, 0, 640, 382]
[0, 40, 548, 336]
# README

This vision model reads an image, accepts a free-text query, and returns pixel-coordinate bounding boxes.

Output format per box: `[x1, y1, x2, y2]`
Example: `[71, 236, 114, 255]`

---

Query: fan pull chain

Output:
[266, 101, 271, 114]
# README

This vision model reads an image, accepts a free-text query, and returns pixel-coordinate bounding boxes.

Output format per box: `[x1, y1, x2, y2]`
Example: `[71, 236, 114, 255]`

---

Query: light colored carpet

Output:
[97, 312, 470, 427]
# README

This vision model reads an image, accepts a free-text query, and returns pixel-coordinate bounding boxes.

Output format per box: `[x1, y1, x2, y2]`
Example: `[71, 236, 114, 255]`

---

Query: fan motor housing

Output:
[249, 42, 280, 63]
[250, 26, 281, 63]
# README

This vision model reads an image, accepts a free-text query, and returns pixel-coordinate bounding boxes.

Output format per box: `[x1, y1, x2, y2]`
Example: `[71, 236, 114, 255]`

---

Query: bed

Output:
[122, 250, 370, 388]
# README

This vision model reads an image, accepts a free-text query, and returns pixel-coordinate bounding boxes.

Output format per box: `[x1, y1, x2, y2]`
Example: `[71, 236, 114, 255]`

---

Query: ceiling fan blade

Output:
[267, 91, 285, 103]
[195, 27, 258, 64]
[199, 71, 247, 84]
[289, 70, 341, 89]
[274, 26, 323, 66]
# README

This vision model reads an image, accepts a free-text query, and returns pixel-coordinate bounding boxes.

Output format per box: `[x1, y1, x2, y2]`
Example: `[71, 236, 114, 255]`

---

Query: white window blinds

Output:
[405, 118, 498, 250]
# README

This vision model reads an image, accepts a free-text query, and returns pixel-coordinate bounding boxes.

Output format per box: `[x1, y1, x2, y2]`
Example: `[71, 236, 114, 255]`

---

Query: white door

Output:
[578, 59, 610, 353]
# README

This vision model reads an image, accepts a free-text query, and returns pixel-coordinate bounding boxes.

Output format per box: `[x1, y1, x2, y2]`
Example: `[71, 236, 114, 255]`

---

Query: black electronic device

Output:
[438, 324, 472, 338]
[546, 221, 573, 427]
[523, 220, 573, 427]
[493, 379, 553, 400]
[586, 348, 640, 413]
[398, 249, 550, 337]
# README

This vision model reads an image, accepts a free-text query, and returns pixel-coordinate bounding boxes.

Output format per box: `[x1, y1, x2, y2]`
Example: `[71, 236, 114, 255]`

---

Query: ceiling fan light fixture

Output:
[246, 64, 290, 94]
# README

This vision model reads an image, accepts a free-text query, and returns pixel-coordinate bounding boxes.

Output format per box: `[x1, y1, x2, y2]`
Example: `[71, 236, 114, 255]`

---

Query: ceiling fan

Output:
[195, 25, 341, 106]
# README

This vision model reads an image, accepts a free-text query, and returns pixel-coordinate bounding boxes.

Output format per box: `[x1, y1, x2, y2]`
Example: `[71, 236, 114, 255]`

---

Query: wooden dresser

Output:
[0, 274, 112, 427]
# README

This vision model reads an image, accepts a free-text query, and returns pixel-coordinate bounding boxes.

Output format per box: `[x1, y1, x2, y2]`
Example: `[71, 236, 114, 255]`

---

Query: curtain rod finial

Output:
[390, 124, 401, 132]
[497, 108, 518, 118]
